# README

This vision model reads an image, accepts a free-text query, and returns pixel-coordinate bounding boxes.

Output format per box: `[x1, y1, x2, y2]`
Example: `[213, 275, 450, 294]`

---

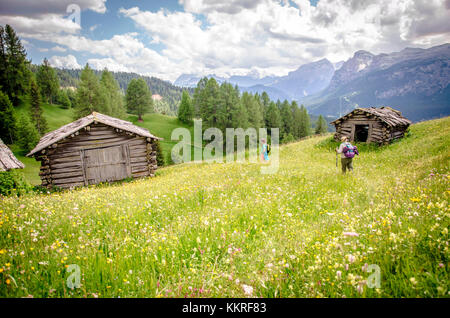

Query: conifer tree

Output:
[178, 90, 194, 124]
[0, 91, 16, 144]
[265, 101, 282, 131]
[37, 58, 59, 104]
[0, 25, 30, 105]
[101, 69, 126, 119]
[126, 78, 153, 121]
[280, 99, 294, 136]
[74, 64, 109, 119]
[16, 114, 39, 153]
[29, 77, 47, 136]
[315, 115, 328, 134]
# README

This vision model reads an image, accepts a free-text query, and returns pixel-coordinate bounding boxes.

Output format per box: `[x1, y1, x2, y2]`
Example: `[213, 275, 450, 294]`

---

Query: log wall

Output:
[36, 123, 158, 189]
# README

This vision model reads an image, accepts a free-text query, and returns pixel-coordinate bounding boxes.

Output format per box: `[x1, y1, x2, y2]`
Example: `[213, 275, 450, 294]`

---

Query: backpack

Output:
[267, 144, 271, 154]
[343, 143, 358, 158]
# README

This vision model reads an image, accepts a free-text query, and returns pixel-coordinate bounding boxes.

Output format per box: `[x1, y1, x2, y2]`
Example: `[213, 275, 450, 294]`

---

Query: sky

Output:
[1, 0, 449, 83]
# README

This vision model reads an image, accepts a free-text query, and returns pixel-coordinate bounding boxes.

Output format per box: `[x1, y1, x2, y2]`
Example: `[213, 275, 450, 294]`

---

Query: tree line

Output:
[177, 77, 328, 143]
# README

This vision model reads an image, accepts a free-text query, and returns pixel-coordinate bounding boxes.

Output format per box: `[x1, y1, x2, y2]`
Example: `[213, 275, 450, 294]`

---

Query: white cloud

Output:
[87, 58, 130, 72]
[0, 0, 106, 16]
[8, 0, 450, 82]
[51, 46, 67, 52]
[48, 54, 81, 69]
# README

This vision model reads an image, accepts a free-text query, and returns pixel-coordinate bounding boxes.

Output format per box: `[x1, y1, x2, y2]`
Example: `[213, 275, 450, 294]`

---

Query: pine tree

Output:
[280, 99, 294, 136]
[178, 90, 193, 124]
[297, 105, 311, 138]
[126, 78, 153, 121]
[265, 101, 282, 131]
[16, 114, 40, 153]
[315, 115, 328, 134]
[29, 77, 47, 136]
[0, 25, 30, 105]
[199, 77, 219, 128]
[56, 89, 71, 109]
[192, 77, 208, 117]
[242, 92, 263, 129]
[0, 91, 16, 144]
[292, 106, 302, 139]
[37, 58, 59, 104]
[101, 69, 126, 119]
[74, 64, 109, 119]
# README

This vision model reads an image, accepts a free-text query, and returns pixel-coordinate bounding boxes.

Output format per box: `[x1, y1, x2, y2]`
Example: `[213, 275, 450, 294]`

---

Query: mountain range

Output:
[175, 43, 450, 122]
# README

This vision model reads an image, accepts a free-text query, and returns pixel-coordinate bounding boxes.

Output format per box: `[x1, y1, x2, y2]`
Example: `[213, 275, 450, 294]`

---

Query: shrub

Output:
[0, 170, 32, 196]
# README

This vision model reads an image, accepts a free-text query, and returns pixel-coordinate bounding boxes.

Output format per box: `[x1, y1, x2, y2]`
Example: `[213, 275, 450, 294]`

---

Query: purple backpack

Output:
[343, 143, 358, 158]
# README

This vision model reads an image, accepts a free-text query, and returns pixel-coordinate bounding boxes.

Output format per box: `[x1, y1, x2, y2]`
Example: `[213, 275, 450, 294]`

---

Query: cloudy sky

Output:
[1, 0, 449, 82]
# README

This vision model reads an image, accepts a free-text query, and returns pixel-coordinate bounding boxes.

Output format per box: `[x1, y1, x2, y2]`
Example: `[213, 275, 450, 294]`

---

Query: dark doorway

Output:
[354, 124, 369, 142]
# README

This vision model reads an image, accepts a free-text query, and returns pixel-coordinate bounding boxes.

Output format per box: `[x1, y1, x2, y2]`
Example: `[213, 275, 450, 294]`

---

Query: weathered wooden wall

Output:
[36, 123, 158, 189]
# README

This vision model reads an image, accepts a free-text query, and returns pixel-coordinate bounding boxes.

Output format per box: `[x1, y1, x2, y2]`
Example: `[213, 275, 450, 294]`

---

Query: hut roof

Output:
[27, 112, 162, 157]
[0, 138, 25, 171]
[330, 107, 412, 127]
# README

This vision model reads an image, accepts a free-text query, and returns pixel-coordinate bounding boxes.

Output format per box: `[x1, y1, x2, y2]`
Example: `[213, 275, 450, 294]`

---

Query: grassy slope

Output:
[12, 104, 193, 185]
[0, 117, 448, 298]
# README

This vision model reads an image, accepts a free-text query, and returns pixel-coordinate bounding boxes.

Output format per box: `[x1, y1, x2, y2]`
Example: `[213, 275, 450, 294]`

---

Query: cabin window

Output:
[354, 124, 369, 142]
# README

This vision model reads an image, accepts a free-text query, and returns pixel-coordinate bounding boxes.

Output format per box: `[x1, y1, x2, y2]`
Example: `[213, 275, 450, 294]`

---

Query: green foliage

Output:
[16, 114, 39, 153]
[36, 58, 59, 104]
[153, 139, 165, 167]
[74, 64, 109, 119]
[280, 99, 294, 136]
[56, 89, 71, 109]
[100, 69, 126, 119]
[177, 90, 194, 124]
[242, 92, 263, 129]
[126, 78, 154, 121]
[0, 90, 16, 144]
[265, 101, 282, 130]
[0, 24, 30, 106]
[0, 169, 31, 196]
[281, 132, 295, 143]
[29, 77, 47, 135]
[44, 68, 189, 116]
[315, 115, 328, 134]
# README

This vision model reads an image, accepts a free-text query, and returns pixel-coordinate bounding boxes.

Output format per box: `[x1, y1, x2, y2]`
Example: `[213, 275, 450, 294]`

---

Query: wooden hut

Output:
[27, 112, 162, 189]
[0, 138, 25, 171]
[330, 107, 412, 144]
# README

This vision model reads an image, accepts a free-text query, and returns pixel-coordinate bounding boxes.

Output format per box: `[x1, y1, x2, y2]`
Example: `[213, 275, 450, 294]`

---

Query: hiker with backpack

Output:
[261, 138, 270, 162]
[336, 136, 359, 173]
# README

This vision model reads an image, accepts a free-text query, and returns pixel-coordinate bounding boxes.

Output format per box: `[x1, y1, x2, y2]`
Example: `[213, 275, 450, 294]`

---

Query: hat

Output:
[340, 136, 348, 142]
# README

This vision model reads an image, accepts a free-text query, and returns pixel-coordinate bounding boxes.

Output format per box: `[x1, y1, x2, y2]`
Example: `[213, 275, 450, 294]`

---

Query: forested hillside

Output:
[29, 66, 194, 116]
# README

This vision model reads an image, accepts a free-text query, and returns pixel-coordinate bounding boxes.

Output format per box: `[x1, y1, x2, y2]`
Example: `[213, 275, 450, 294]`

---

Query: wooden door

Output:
[82, 145, 131, 185]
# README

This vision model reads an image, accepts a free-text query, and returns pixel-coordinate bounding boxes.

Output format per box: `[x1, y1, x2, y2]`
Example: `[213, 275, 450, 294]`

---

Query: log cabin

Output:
[0, 138, 25, 171]
[27, 112, 162, 189]
[330, 107, 412, 144]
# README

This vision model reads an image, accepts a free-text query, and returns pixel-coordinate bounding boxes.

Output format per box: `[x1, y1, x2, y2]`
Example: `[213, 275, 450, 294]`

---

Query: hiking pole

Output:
[335, 149, 338, 172]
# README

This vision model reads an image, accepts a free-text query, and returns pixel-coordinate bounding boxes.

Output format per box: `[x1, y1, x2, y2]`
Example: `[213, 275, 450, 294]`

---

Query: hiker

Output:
[260, 138, 269, 162]
[336, 136, 359, 173]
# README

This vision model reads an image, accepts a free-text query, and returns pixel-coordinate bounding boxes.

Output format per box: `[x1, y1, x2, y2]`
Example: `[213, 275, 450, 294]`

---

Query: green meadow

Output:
[0, 116, 448, 298]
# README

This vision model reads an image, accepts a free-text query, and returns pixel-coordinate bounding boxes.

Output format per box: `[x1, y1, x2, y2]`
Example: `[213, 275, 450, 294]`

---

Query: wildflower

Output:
[6, 279, 11, 285]
[410, 277, 417, 285]
[343, 232, 359, 237]
[336, 271, 342, 279]
[242, 284, 253, 297]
